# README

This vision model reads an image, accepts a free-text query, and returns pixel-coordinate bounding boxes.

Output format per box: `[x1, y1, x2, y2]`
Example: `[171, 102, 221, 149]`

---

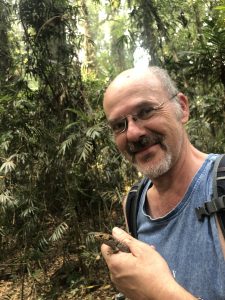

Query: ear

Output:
[176, 92, 189, 124]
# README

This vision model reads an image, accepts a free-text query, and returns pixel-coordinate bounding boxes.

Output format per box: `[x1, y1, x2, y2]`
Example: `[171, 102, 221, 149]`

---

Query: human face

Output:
[108, 96, 177, 135]
[104, 71, 188, 179]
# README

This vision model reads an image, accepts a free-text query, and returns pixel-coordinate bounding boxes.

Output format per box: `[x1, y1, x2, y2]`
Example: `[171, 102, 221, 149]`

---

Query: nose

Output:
[125, 117, 147, 141]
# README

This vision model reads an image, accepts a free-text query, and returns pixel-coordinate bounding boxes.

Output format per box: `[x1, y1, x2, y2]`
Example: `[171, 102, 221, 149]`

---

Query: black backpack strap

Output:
[125, 177, 149, 238]
[215, 155, 225, 236]
[195, 154, 225, 237]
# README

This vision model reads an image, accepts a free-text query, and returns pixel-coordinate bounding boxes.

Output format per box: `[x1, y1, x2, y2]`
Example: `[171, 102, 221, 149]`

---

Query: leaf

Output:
[86, 126, 102, 139]
[20, 206, 37, 218]
[59, 134, 76, 156]
[38, 236, 49, 251]
[49, 222, 69, 242]
[0, 227, 5, 237]
[78, 140, 93, 162]
[0, 159, 16, 174]
[214, 6, 225, 10]
[0, 190, 17, 212]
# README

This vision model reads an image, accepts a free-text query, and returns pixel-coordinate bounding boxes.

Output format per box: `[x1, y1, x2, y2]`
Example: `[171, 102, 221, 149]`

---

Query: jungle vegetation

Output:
[0, 0, 224, 298]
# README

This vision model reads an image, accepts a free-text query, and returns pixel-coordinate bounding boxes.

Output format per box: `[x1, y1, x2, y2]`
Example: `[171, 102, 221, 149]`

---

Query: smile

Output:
[126, 133, 164, 156]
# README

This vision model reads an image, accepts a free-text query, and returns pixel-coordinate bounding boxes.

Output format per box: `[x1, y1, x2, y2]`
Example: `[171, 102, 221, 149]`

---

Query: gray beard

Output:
[133, 151, 172, 179]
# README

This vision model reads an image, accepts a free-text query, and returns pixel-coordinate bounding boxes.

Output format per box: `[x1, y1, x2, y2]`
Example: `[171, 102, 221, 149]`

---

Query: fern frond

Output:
[20, 206, 37, 218]
[78, 140, 93, 162]
[0, 153, 20, 174]
[0, 190, 17, 212]
[0, 226, 5, 237]
[38, 236, 49, 251]
[0, 141, 10, 152]
[86, 125, 102, 139]
[49, 222, 68, 242]
[0, 160, 15, 174]
[58, 133, 77, 156]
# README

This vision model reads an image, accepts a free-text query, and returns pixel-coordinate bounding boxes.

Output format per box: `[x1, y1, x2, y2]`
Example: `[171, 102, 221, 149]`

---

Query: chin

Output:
[134, 153, 173, 179]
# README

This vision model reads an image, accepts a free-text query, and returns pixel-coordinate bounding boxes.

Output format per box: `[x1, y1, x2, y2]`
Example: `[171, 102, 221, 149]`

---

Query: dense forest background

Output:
[0, 0, 225, 299]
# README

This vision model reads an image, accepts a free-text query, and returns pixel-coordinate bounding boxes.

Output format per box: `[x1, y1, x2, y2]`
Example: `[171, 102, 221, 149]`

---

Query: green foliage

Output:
[0, 0, 13, 85]
[1, 0, 225, 298]
[49, 222, 69, 242]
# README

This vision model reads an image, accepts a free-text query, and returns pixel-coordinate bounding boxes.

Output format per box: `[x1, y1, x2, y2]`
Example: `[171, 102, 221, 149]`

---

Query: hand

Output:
[101, 227, 196, 300]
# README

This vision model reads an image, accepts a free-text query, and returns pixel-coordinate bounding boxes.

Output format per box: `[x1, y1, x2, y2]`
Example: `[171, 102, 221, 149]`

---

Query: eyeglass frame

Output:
[108, 93, 178, 135]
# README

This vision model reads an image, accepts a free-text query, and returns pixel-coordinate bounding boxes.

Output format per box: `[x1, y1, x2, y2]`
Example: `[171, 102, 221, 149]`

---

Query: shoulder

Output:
[123, 178, 150, 231]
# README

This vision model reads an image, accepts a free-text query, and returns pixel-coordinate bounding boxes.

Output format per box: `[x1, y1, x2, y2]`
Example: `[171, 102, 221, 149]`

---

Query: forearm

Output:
[101, 228, 201, 300]
[151, 279, 198, 300]
[111, 262, 198, 300]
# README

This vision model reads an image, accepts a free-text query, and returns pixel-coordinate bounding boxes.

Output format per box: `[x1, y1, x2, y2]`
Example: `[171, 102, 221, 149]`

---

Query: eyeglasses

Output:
[108, 94, 177, 135]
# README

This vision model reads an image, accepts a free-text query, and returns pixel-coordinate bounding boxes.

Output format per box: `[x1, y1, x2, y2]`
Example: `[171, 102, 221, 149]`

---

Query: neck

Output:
[147, 143, 207, 218]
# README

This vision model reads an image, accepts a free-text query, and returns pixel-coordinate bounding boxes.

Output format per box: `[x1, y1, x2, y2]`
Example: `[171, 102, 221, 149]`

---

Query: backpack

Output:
[125, 154, 225, 239]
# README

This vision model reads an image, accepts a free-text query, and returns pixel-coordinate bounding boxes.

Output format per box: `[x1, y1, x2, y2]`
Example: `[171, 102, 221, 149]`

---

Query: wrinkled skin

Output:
[102, 68, 207, 299]
[103, 68, 189, 179]
[101, 228, 197, 300]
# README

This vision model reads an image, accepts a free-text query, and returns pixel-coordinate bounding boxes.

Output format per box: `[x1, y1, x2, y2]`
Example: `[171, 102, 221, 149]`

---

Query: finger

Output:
[112, 227, 155, 256]
[112, 227, 143, 256]
[101, 243, 114, 261]
[112, 227, 133, 244]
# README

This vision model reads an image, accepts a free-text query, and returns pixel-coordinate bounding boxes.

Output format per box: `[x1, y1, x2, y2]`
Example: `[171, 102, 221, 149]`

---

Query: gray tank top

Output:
[137, 154, 225, 299]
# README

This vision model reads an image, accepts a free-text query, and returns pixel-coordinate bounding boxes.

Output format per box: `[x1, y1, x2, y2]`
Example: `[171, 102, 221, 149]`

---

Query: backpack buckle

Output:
[195, 205, 211, 221]
[195, 195, 225, 221]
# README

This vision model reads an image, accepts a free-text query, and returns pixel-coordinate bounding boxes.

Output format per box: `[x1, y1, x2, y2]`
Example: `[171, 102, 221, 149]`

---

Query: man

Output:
[101, 66, 225, 300]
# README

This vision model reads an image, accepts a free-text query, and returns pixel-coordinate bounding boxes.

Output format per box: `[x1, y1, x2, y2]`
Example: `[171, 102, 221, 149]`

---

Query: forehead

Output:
[103, 69, 166, 119]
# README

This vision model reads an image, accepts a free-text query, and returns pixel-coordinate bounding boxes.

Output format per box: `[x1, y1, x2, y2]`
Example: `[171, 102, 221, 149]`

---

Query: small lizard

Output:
[88, 232, 130, 253]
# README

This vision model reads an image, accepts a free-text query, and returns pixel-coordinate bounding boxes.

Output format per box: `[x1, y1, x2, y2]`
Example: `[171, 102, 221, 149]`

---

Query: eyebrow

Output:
[108, 100, 158, 124]
[108, 117, 125, 125]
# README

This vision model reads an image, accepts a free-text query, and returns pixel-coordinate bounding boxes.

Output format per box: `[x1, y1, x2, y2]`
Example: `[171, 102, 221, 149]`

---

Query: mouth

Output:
[126, 133, 166, 164]
[126, 134, 163, 155]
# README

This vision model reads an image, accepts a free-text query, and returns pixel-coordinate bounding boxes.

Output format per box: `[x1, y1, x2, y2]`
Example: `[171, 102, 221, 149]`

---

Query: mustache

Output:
[126, 133, 164, 156]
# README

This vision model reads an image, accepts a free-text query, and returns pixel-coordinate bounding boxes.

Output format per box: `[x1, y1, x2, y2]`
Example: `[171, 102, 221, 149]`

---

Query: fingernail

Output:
[112, 227, 123, 235]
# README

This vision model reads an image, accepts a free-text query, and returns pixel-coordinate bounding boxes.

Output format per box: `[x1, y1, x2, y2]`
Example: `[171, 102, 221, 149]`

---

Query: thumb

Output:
[112, 227, 155, 256]
[112, 227, 133, 243]
[112, 227, 138, 254]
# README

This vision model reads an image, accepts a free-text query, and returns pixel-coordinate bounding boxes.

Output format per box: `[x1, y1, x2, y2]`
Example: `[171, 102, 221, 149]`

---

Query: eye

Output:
[137, 106, 155, 120]
[110, 119, 126, 133]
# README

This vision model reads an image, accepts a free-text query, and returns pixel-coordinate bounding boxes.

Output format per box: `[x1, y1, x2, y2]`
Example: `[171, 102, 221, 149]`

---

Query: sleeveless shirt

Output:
[137, 154, 225, 300]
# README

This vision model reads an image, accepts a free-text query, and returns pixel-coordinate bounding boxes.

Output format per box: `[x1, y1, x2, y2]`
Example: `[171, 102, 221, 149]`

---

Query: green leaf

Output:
[49, 222, 68, 242]
[0, 190, 17, 212]
[0, 159, 16, 174]
[214, 6, 225, 10]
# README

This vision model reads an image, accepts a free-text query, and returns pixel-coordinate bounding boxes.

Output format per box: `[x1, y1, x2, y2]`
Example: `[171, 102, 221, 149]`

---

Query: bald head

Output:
[103, 66, 179, 118]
